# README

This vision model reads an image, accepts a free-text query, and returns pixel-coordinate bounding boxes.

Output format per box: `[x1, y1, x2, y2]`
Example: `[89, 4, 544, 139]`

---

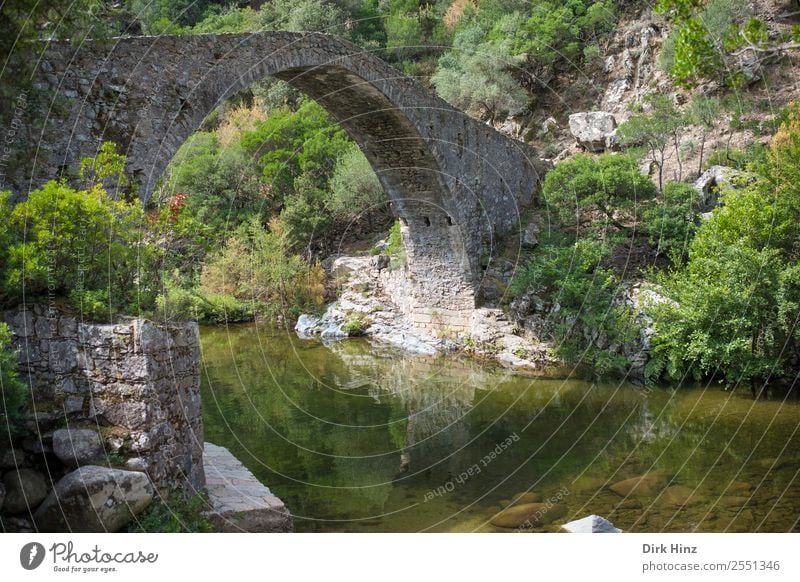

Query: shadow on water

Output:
[200, 323, 800, 532]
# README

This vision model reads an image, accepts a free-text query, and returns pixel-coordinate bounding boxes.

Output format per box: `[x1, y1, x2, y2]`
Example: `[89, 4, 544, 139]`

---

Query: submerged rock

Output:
[490, 502, 567, 528]
[507, 491, 542, 506]
[662, 485, 703, 507]
[609, 471, 670, 497]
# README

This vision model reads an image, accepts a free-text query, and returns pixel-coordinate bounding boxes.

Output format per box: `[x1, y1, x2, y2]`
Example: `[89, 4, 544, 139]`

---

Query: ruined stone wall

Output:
[3, 305, 204, 494]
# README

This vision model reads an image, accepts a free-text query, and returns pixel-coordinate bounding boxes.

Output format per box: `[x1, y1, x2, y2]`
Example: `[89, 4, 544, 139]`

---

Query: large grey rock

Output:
[693, 165, 754, 212]
[562, 514, 622, 533]
[2, 468, 49, 514]
[568, 111, 617, 152]
[52, 428, 105, 467]
[294, 314, 321, 337]
[522, 223, 539, 249]
[34, 466, 154, 532]
[0, 448, 24, 469]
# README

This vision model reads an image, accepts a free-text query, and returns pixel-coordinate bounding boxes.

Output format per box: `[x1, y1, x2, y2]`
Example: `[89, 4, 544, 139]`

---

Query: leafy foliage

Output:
[128, 492, 214, 533]
[647, 104, 800, 387]
[198, 218, 327, 319]
[0, 322, 28, 448]
[432, 27, 527, 123]
[617, 94, 688, 189]
[1, 180, 159, 318]
[640, 181, 700, 262]
[656, 0, 756, 87]
[510, 234, 639, 375]
[542, 153, 658, 229]
[328, 143, 388, 228]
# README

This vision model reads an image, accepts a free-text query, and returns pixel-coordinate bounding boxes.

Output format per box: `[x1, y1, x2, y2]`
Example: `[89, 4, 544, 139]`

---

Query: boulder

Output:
[521, 223, 539, 249]
[562, 514, 622, 533]
[34, 465, 153, 532]
[568, 112, 617, 152]
[693, 165, 754, 212]
[609, 471, 670, 498]
[331, 256, 368, 279]
[294, 314, 321, 337]
[507, 491, 542, 506]
[52, 428, 105, 468]
[662, 485, 703, 507]
[0, 448, 24, 469]
[2, 468, 49, 514]
[372, 254, 390, 271]
[490, 502, 567, 529]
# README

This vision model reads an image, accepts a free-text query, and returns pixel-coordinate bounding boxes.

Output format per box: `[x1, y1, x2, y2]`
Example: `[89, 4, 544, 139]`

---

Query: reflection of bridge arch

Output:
[28, 32, 546, 317]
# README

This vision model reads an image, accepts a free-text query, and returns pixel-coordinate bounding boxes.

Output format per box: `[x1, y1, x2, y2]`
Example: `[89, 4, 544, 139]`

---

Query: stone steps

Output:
[202, 442, 292, 532]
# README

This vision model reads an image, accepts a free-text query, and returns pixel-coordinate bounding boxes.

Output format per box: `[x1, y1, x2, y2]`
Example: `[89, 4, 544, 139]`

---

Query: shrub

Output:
[2, 180, 160, 316]
[128, 492, 214, 533]
[542, 153, 658, 229]
[510, 235, 639, 375]
[342, 312, 372, 336]
[328, 143, 388, 228]
[647, 104, 800, 387]
[199, 217, 326, 318]
[640, 181, 700, 262]
[386, 219, 406, 268]
[0, 322, 28, 448]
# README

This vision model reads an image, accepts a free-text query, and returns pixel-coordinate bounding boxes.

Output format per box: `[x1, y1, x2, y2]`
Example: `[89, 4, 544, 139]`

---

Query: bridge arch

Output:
[27, 32, 546, 323]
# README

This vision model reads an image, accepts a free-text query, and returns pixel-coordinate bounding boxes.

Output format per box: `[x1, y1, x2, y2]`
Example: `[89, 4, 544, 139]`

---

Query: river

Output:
[200, 323, 800, 532]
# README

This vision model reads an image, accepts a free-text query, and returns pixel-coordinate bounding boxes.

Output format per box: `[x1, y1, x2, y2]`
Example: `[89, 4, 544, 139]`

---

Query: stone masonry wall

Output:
[3, 304, 204, 494]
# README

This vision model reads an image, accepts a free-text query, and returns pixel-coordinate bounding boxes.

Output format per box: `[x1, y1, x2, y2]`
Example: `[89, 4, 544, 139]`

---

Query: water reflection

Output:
[200, 324, 800, 532]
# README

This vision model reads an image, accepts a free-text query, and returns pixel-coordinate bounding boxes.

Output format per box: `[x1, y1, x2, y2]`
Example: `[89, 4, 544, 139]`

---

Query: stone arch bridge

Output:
[23, 32, 546, 329]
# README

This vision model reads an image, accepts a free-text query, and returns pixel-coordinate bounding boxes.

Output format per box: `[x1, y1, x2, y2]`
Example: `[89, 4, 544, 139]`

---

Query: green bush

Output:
[128, 492, 214, 533]
[342, 312, 372, 336]
[542, 153, 658, 230]
[510, 235, 639, 375]
[432, 26, 527, 124]
[198, 217, 326, 319]
[386, 219, 406, 268]
[328, 143, 388, 227]
[1, 180, 161, 316]
[640, 181, 700, 262]
[656, 0, 754, 87]
[0, 322, 28, 448]
[647, 105, 800, 387]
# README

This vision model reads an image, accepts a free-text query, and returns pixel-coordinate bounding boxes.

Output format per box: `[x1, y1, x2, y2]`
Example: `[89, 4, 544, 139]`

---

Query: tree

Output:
[617, 95, 687, 190]
[432, 27, 527, 124]
[690, 95, 721, 175]
[647, 103, 800, 390]
[640, 181, 700, 262]
[328, 144, 388, 230]
[541, 153, 658, 230]
[200, 217, 326, 314]
[2, 179, 161, 318]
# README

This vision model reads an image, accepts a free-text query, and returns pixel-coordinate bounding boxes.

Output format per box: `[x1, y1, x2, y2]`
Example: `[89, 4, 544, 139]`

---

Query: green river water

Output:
[200, 323, 800, 532]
